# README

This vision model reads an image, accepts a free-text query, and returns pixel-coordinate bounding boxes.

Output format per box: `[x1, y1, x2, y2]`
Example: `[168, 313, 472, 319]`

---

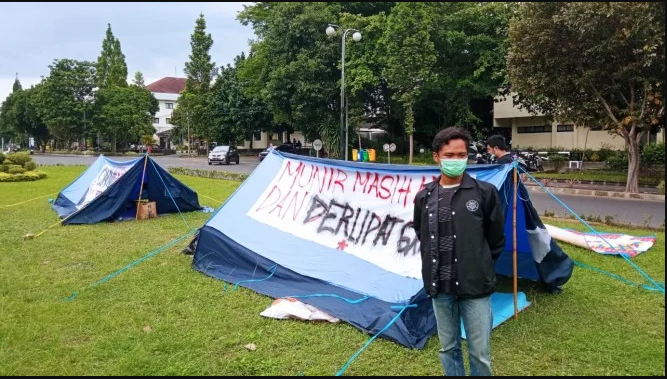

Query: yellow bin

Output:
[352, 149, 359, 162]
[369, 148, 376, 162]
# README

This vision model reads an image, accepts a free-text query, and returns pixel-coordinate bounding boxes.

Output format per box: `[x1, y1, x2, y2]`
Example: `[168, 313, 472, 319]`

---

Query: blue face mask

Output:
[439, 158, 467, 178]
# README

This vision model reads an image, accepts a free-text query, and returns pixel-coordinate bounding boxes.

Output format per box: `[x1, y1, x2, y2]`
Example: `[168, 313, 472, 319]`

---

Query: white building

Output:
[145, 77, 186, 148]
[238, 130, 307, 150]
[145, 77, 314, 151]
[493, 93, 664, 150]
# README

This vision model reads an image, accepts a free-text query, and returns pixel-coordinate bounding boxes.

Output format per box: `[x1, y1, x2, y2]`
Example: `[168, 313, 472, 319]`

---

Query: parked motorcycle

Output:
[517, 151, 546, 172]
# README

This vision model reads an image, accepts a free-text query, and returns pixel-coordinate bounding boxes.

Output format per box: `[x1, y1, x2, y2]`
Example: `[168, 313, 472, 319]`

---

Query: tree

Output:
[210, 54, 274, 148]
[507, 2, 665, 193]
[239, 2, 346, 155]
[12, 76, 22, 92]
[172, 13, 218, 154]
[36, 59, 96, 147]
[95, 85, 158, 153]
[0, 94, 19, 142]
[133, 71, 145, 87]
[237, 2, 515, 156]
[426, 2, 518, 139]
[96, 24, 128, 90]
[0, 77, 24, 141]
[381, 3, 437, 163]
[13, 85, 50, 152]
[183, 13, 217, 92]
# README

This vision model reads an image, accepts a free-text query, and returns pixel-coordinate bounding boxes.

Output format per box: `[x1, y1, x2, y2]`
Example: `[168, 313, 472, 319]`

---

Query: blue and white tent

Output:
[191, 151, 573, 349]
[53, 155, 201, 225]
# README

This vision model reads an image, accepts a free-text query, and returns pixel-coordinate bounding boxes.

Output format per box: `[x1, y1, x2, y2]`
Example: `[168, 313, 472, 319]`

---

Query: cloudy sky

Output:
[0, 2, 255, 102]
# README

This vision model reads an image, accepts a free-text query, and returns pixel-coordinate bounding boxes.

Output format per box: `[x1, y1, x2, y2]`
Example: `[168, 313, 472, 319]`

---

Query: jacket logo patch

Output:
[466, 200, 479, 212]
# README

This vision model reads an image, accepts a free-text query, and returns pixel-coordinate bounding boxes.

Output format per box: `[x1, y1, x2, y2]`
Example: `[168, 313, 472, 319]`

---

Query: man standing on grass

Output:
[413, 127, 506, 376]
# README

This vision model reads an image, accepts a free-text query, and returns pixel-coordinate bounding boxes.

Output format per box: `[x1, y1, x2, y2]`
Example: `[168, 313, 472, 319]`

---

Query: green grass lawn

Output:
[0, 166, 664, 376]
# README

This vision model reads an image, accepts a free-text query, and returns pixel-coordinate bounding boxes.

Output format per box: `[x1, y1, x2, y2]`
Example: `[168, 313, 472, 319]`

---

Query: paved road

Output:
[34, 154, 665, 227]
[33, 153, 260, 174]
[529, 192, 664, 228]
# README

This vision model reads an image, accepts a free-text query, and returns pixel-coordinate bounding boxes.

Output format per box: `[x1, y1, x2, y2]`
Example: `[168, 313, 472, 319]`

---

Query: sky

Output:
[0, 2, 255, 102]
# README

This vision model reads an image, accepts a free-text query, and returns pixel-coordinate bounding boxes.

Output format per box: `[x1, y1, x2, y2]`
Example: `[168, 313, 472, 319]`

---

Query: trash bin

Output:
[358, 149, 365, 162]
[352, 149, 359, 162]
[362, 149, 369, 162]
[368, 148, 376, 162]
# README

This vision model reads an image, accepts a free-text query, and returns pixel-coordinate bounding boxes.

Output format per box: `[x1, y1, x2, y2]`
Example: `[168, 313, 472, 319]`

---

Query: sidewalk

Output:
[524, 181, 665, 202]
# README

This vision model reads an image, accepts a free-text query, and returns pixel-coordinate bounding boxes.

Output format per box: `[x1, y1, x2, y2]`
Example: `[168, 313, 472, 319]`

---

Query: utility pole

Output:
[187, 110, 191, 158]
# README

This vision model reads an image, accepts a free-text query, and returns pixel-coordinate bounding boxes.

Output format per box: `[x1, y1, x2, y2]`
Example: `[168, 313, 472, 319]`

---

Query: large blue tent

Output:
[191, 150, 573, 349]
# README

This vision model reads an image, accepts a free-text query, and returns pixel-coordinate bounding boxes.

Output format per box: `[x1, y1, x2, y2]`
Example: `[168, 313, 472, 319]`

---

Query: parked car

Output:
[258, 147, 272, 161]
[258, 143, 297, 161]
[208, 145, 240, 165]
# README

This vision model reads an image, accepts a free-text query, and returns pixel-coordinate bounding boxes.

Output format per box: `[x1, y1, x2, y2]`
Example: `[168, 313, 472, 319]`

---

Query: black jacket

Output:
[413, 173, 506, 298]
[496, 153, 513, 164]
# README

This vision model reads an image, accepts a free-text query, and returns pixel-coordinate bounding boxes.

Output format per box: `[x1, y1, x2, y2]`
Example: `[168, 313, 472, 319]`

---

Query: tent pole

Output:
[512, 163, 519, 319]
[135, 154, 149, 220]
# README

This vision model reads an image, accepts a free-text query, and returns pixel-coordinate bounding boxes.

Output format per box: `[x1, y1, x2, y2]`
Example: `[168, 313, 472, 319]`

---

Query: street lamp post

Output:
[186, 109, 191, 158]
[326, 24, 361, 161]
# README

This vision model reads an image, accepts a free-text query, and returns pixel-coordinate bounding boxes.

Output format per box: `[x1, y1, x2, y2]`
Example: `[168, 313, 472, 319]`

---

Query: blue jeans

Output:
[432, 293, 493, 376]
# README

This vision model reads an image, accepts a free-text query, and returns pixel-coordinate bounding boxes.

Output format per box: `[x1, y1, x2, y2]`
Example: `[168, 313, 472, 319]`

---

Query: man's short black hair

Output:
[432, 127, 471, 153]
[486, 135, 507, 151]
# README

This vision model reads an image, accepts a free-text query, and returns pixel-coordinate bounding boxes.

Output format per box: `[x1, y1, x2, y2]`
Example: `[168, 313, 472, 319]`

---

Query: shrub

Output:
[606, 153, 628, 171]
[596, 148, 615, 162]
[548, 154, 567, 172]
[22, 171, 41, 180]
[589, 153, 600, 162]
[641, 143, 665, 166]
[167, 167, 248, 182]
[8, 166, 26, 174]
[24, 161, 37, 171]
[0, 170, 47, 182]
[0, 151, 4, 164]
[659, 181, 665, 195]
[6, 153, 32, 167]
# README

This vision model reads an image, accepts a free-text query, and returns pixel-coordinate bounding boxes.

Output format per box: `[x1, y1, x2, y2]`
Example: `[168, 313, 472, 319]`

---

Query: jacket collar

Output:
[424, 172, 476, 191]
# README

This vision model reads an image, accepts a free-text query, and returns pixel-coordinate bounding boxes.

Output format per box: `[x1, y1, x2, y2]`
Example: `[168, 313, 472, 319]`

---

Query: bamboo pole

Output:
[135, 154, 149, 220]
[513, 163, 519, 319]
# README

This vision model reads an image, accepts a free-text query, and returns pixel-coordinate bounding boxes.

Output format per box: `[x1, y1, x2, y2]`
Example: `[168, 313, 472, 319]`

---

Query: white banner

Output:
[78, 162, 132, 208]
[247, 158, 440, 278]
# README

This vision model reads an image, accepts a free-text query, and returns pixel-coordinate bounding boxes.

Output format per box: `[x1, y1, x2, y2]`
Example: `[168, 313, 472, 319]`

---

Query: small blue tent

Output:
[191, 151, 573, 349]
[53, 155, 201, 225]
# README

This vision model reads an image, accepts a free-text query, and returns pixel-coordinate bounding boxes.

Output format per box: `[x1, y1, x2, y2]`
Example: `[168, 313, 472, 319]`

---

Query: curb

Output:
[525, 185, 665, 202]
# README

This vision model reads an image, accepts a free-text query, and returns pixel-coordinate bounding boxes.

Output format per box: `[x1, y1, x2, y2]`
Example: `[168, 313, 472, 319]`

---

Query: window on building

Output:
[166, 103, 174, 109]
[154, 118, 160, 124]
[557, 124, 575, 132]
[166, 118, 171, 125]
[517, 125, 552, 134]
[253, 131, 262, 141]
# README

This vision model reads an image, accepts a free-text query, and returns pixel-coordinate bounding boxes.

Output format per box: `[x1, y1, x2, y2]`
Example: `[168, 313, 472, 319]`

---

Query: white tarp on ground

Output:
[545, 224, 655, 258]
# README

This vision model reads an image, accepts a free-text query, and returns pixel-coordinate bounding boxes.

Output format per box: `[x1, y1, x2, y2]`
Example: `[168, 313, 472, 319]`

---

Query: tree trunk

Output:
[625, 134, 641, 193]
[112, 134, 117, 155]
[582, 128, 590, 170]
[409, 133, 414, 164]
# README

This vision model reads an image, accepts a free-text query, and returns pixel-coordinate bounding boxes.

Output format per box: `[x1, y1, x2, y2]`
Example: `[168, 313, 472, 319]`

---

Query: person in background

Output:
[485, 135, 513, 164]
